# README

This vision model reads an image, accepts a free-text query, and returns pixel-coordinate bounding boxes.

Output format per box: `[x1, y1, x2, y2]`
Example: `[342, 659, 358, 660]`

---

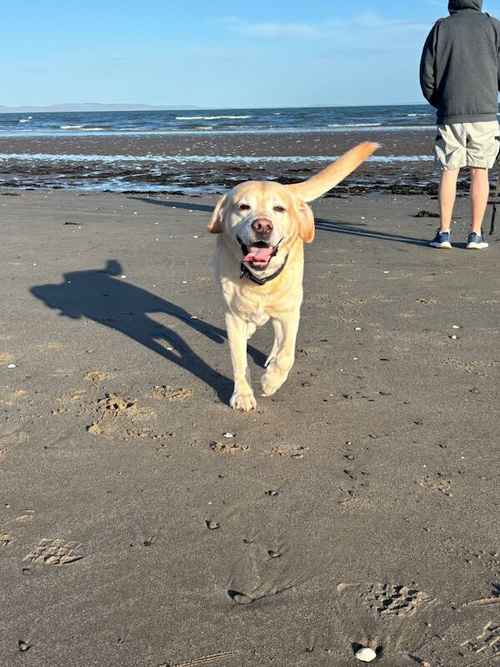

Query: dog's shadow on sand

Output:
[31, 259, 266, 403]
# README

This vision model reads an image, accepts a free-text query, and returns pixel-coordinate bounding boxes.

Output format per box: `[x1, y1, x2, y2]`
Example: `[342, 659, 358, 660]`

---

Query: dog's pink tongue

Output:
[243, 246, 274, 264]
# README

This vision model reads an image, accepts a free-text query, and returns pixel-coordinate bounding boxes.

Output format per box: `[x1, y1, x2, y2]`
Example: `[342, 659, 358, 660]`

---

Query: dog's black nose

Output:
[251, 218, 273, 237]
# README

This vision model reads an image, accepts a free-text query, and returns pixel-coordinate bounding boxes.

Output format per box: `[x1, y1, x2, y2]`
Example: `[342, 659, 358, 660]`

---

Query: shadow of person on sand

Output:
[315, 218, 430, 246]
[128, 197, 429, 247]
[31, 259, 266, 404]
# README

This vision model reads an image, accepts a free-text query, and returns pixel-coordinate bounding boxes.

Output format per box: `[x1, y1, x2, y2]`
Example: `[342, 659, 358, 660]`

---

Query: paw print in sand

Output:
[362, 583, 433, 619]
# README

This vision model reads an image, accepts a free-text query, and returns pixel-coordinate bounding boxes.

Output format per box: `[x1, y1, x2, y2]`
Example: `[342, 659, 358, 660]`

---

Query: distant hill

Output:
[0, 103, 200, 113]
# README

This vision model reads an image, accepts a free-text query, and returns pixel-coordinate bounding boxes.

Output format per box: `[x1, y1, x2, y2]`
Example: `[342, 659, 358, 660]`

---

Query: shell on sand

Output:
[355, 647, 377, 662]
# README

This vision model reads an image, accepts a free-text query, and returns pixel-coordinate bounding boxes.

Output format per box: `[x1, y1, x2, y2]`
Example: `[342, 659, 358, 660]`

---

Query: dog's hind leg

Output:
[265, 318, 283, 368]
[261, 309, 300, 397]
[246, 322, 257, 340]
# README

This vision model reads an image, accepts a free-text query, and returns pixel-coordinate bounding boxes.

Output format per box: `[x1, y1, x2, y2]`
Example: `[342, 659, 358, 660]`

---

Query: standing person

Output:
[420, 0, 500, 250]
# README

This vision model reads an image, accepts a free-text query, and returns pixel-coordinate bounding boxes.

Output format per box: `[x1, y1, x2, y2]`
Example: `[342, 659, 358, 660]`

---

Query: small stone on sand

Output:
[227, 590, 253, 605]
[206, 520, 220, 531]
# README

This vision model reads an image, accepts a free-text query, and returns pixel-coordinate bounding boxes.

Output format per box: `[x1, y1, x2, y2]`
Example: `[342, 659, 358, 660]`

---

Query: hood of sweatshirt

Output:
[449, 0, 483, 12]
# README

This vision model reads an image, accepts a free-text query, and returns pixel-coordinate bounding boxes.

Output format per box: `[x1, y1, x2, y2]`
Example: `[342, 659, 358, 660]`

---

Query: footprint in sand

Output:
[270, 444, 307, 459]
[87, 393, 159, 440]
[360, 583, 434, 619]
[23, 538, 85, 566]
[209, 441, 249, 455]
[461, 621, 500, 660]
[151, 385, 193, 401]
[417, 475, 453, 498]
[84, 370, 110, 383]
[158, 651, 234, 667]
[87, 393, 140, 436]
[336, 582, 434, 623]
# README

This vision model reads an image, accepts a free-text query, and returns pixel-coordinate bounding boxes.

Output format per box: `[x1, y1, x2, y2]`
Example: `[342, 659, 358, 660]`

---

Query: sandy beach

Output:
[1, 188, 499, 666]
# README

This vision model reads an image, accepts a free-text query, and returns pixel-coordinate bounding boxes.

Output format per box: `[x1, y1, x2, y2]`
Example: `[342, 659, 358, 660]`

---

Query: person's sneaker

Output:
[429, 230, 452, 249]
[466, 232, 489, 250]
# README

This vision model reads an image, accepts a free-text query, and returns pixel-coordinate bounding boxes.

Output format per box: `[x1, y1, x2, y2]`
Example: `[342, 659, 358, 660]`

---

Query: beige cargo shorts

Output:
[435, 121, 500, 170]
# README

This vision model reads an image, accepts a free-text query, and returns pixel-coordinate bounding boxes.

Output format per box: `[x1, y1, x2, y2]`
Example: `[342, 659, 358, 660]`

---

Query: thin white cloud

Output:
[222, 13, 429, 41]
[222, 17, 321, 38]
[353, 11, 429, 31]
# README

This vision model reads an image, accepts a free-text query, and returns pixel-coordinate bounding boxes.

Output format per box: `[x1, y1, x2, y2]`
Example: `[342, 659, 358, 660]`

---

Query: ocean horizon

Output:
[0, 104, 437, 138]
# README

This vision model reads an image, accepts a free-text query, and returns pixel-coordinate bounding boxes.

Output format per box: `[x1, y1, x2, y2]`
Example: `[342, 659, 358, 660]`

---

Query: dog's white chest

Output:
[245, 308, 269, 327]
[222, 279, 270, 327]
[234, 291, 269, 326]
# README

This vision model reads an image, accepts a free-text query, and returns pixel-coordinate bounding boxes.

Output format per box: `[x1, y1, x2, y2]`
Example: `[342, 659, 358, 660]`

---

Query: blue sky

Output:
[3, 0, 500, 108]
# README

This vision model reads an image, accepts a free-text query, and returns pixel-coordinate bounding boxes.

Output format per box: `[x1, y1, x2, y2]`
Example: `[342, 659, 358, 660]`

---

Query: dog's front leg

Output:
[226, 312, 257, 411]
[261, 308, 300, 397]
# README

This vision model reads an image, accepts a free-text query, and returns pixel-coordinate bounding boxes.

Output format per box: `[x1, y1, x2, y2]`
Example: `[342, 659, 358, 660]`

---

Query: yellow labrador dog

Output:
[208, 142, 378, 411]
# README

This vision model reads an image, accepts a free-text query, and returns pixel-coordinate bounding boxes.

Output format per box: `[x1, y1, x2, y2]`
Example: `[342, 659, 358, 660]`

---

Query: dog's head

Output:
[208, 181, 314, 272]
[208, 142, 379, 274]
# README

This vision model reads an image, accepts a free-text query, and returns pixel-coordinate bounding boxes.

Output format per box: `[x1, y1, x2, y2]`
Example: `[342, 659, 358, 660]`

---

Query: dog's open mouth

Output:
[239, 240, 278, 271]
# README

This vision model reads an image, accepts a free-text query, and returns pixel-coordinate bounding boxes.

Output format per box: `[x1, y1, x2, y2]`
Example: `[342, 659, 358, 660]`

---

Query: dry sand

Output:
[0, 189, 499, 666]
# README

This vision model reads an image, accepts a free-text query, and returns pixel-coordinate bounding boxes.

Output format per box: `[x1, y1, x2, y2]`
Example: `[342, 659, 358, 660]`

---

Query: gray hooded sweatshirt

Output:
[420, 0, 500, 124]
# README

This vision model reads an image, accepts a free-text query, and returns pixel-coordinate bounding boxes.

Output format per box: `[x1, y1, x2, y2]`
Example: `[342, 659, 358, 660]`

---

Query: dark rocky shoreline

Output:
[0, 129, 484, 195]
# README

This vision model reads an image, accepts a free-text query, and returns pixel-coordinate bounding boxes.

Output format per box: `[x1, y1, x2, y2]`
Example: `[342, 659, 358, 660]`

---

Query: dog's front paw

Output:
[230, 389, 257, 412]
[261, 366, 288, 397]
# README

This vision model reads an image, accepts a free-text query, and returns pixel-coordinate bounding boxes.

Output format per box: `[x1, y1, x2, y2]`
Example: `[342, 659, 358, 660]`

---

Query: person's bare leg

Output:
[470, 167, 489, 235]
[439, 167, 459, 232]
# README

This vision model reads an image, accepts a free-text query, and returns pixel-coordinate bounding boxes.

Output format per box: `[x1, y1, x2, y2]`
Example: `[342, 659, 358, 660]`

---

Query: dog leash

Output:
[487, 15, 499, 237]
[490, 201, 497, 236]
[489, 140, 500, 235]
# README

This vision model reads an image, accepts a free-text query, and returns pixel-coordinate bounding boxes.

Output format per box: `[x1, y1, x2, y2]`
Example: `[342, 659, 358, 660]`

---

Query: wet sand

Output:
[0, 129, 435, 157]
[1, 189, 499, 666]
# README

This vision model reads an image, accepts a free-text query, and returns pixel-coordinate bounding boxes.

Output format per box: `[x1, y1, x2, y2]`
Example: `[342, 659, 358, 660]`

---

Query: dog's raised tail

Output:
[286, 142, 380, 202]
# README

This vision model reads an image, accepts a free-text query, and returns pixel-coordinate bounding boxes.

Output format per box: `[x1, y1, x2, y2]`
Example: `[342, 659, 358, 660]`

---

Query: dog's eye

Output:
[238, 203, 251, 212]
[273, 205, 286, 213]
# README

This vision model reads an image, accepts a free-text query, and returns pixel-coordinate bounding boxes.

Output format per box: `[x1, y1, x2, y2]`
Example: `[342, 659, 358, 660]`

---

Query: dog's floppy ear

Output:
[296, 199, 315, 244]
[208, 194, 228, 234]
